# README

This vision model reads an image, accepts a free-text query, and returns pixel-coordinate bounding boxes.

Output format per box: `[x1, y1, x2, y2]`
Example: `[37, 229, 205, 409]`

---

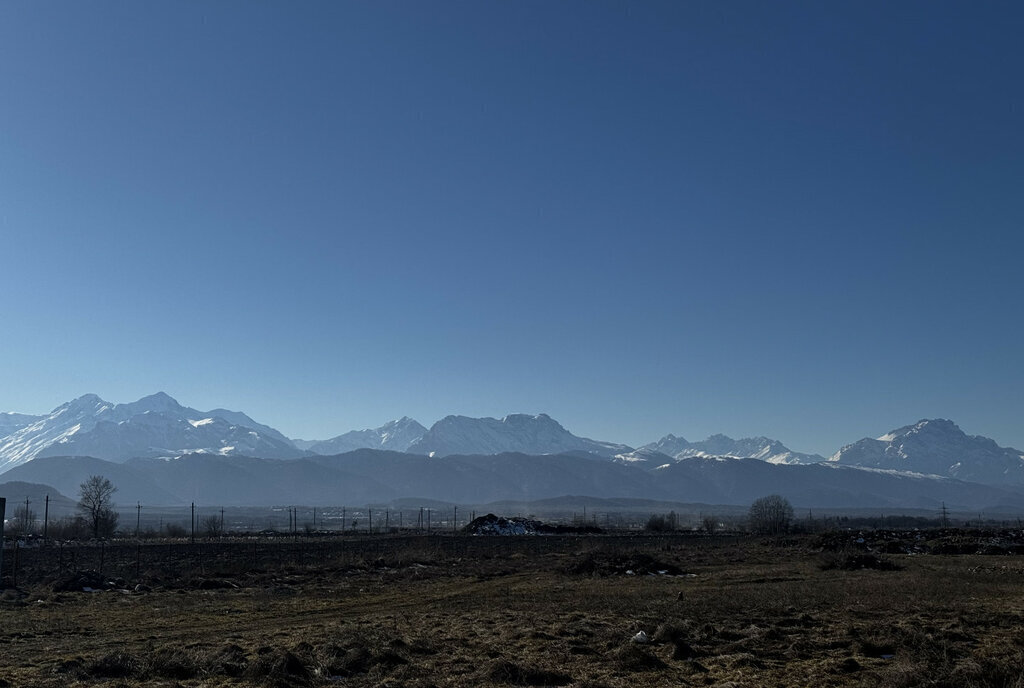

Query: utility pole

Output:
[342, 506, 346, 531]
[24, 497, 30, 534]
[43, 495, 49, 541]
[453, 506, 457, 534]
[191, 502, 195, 544]
[220, 507, 225, 534]
[136, 502, 141, 538]
[941, 502, 950, 528]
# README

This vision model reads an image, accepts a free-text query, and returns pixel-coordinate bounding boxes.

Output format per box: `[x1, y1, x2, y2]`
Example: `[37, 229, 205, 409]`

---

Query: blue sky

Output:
[1, 2, 1021, 455]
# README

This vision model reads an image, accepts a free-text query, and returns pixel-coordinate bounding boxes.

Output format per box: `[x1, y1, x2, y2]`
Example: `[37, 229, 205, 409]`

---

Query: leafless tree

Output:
[702, 515, 718, 535]
[10, 504, 36, 536]
[202, 514, 223, 538]
[78, 475, 119, 538]
[748, 495, 793, 535]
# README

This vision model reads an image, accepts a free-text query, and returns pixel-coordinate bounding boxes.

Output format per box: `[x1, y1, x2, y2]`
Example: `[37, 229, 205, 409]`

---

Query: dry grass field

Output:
[2, 532, 1024, 687]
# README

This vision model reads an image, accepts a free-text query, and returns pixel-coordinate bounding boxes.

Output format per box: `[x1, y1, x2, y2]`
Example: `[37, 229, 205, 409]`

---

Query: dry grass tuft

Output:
[485, 659, 572, 686]
[611, 644, 668, 672]
[820, 551, 902, 571]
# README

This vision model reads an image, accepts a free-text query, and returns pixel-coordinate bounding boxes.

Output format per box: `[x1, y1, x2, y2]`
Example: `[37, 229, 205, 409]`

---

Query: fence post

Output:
[0, 497, 5, 585]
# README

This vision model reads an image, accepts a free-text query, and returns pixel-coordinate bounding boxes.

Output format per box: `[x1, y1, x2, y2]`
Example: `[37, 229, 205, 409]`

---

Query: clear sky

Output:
[1, 2, 1021, 456]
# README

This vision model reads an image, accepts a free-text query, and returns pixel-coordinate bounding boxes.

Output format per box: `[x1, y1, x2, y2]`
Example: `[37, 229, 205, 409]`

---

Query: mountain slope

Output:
[205, 408, 296, 447]
[642, 433, 823, 465]
[0, 412, 44, 440]
[830, 419, 1024, 485]
[1, 456, 183, 505]
[305, 417, 427, 455]
[0, 394, 116, 471]
[0, 393, 305, 472]
[652, 456, 1024, 510]
[407, 414, 629, 458]
[0, 480, 78, 516]
[308, 450, 663, 504]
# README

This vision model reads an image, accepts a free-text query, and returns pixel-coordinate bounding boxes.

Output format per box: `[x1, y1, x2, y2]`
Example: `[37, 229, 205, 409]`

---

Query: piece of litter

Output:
[632, 631, 649, 644]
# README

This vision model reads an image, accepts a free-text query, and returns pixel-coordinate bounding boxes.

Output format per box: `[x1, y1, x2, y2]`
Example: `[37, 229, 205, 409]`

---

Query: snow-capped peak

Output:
[406, 413, 630, 458]
[832, 419, 1024, 486]
[0, 392, 306, 472]
[640, 432, 821, 465]
[115, 391, 184, 417]
[303, 417, 428, 455]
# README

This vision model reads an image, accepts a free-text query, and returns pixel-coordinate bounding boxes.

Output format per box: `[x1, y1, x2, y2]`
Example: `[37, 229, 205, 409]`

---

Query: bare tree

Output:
[11, 504, 36, 536]
[748, 495, 793, 535]
[702, 515, 718, 535]
[78, 475, 119, 538]
[201, 514, 223, 538]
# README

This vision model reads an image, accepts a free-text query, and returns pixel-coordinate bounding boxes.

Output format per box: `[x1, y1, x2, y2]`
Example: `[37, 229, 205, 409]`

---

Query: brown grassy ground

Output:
[2, 535, 1024, 687]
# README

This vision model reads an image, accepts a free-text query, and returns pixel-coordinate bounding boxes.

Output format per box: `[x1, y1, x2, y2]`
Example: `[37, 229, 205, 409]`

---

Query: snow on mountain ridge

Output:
[830, 419, 1024, 486]
[407, 413, 630, 458]
[641, 432, 823, 465]
[0, 394, 116, 472]
[0, 412, 45, 440]
[0, 393, 305, 472]
[305, 417, 427, 455]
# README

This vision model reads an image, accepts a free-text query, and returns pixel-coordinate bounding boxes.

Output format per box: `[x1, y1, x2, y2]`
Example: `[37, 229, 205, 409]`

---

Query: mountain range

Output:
[0, 393, 304, 473]
[637, 434, 824, 465]
[1, 393, 1023, 510]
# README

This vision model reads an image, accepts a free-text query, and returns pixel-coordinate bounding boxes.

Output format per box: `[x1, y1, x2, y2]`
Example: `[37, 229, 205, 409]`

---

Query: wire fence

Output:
[0, 532, 722, 588]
